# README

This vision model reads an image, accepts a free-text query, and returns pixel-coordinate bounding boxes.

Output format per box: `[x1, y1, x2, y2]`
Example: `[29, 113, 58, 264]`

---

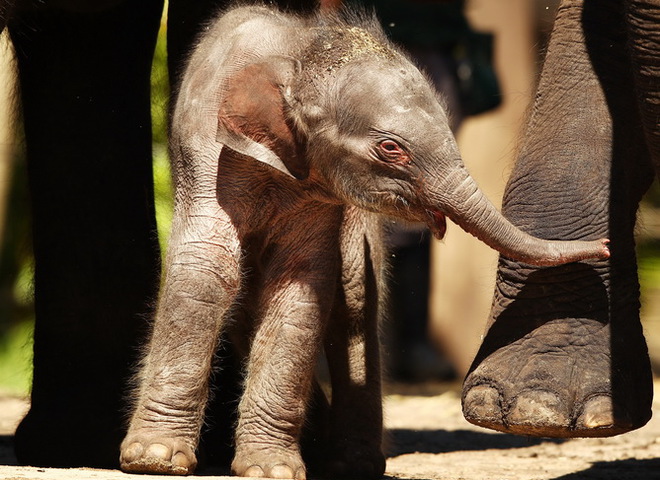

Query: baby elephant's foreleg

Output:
[121, 212, 241, 475]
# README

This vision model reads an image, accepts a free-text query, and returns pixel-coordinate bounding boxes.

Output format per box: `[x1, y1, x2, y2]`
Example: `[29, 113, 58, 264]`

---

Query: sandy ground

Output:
[2, 382, 660, 480]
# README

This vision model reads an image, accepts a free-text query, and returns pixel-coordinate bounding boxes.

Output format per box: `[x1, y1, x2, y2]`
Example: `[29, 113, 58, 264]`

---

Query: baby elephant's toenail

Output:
[271, 464, 296, 479]
[145, 443, 171, 460]
[243, 465, 265, 477]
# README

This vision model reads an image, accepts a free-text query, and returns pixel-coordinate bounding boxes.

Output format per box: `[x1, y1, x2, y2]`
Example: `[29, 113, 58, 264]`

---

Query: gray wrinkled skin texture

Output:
[463, 0, 659, 440]
[120, 5, 612, 480]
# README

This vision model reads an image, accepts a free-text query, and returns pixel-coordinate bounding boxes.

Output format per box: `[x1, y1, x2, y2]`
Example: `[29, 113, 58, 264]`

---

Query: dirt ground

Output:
[2, 381, 660, 480]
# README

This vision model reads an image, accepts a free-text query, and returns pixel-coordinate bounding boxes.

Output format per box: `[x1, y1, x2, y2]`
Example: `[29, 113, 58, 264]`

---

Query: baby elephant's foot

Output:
[462, 317, 652, 437]
[120, 433, 197, 475]
[232, 445, 306, 479]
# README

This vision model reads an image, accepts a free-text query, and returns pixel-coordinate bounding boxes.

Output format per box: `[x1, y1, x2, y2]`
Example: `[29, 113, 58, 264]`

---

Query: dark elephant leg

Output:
[625, 0, 660, 174]
[462, 0, 655, 437]
[0, 0, 14, 32]
[9, 0, 163, 467]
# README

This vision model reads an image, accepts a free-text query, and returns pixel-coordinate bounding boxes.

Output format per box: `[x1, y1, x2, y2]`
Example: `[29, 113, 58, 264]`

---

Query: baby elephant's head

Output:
[216, 26, 609, 267]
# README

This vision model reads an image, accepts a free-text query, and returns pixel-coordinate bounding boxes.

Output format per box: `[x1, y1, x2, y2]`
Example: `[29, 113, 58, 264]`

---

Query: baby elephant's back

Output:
[188, 6, 304, 90]
[212, 6, 305, 58]
[171, 6, 306, 149]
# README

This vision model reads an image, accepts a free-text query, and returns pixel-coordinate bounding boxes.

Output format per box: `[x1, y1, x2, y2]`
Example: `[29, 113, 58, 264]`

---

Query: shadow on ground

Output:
[552, 458, 660, 480]
[2, 429, 565, 470]
[386, 428, 565, 456]
[0, 435, 15, 466]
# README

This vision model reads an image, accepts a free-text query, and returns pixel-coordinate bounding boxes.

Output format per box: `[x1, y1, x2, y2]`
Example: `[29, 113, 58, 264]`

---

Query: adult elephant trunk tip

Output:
[424, 165, 611, 268]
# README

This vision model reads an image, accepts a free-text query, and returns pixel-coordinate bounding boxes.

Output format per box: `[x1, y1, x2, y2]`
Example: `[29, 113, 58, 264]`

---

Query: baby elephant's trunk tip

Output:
[522, 237, 610, 267]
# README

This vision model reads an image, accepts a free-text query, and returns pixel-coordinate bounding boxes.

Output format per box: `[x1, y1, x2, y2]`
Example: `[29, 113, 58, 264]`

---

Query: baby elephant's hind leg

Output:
[325, 207, 386, 479]
[120, 209, 242, 475]
[232, 221, 340, 480]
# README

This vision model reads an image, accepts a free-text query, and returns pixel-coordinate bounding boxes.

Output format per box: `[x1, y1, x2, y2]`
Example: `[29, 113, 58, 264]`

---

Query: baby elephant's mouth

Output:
[426, 209, 447, 240]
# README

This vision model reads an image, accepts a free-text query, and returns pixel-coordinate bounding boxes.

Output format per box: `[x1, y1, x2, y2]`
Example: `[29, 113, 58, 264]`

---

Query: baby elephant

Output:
[120, 5, 609, 480]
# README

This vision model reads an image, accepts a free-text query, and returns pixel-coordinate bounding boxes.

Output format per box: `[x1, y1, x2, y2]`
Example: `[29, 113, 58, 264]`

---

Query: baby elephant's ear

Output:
[216, 56, 307, 179]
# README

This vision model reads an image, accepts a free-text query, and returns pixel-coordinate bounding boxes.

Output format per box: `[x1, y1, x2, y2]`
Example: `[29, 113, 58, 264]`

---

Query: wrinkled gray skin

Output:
[463, 0, 660, 439]
[120, 6, 609, 479]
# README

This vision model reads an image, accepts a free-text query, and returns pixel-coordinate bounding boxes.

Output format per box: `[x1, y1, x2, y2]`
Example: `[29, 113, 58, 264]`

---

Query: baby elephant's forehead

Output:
[339, 61, 439, 116]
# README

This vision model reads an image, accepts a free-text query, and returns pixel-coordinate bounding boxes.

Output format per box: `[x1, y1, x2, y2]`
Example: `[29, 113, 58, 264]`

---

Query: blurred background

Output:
[0, 0, 658, 396]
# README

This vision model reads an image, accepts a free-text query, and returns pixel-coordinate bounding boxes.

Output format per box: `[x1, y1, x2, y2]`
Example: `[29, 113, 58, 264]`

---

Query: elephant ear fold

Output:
[216, 57, 307, 180]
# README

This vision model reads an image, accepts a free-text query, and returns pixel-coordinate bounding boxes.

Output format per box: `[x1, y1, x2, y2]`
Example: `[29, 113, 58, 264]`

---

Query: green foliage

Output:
[154, 144, 174, 253]
[639, 241, 660, 292]
[151, 19, 174, 253]
[638, 182, 660, 293]
[151, 18, 170, 148]
[0, 320, 33, 395]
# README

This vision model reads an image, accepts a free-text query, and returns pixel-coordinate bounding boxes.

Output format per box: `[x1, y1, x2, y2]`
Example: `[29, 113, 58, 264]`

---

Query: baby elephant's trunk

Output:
[425, 164, 610, 267]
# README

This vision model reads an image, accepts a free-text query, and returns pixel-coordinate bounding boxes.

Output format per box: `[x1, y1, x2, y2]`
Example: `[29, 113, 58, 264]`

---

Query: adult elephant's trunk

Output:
[423, 163, 610, 267]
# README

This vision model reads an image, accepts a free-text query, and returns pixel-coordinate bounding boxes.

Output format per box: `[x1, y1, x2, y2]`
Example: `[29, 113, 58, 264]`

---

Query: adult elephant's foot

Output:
[120, 433, 197, 475]
[14, 396, 124, 468]
[231, 445, 306, 479]
[462, 265, 653, 438]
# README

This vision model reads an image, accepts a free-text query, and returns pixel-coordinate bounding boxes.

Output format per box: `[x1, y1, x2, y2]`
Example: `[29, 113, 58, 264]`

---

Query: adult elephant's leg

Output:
[463, 0, 655, 437]
[9, 0, 163, 467]
[0, 0, 14, 32]
[625, 0, 660, 174]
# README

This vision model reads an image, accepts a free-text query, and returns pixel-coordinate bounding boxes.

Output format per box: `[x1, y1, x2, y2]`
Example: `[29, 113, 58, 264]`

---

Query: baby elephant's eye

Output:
[377, 140, 411, 165]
